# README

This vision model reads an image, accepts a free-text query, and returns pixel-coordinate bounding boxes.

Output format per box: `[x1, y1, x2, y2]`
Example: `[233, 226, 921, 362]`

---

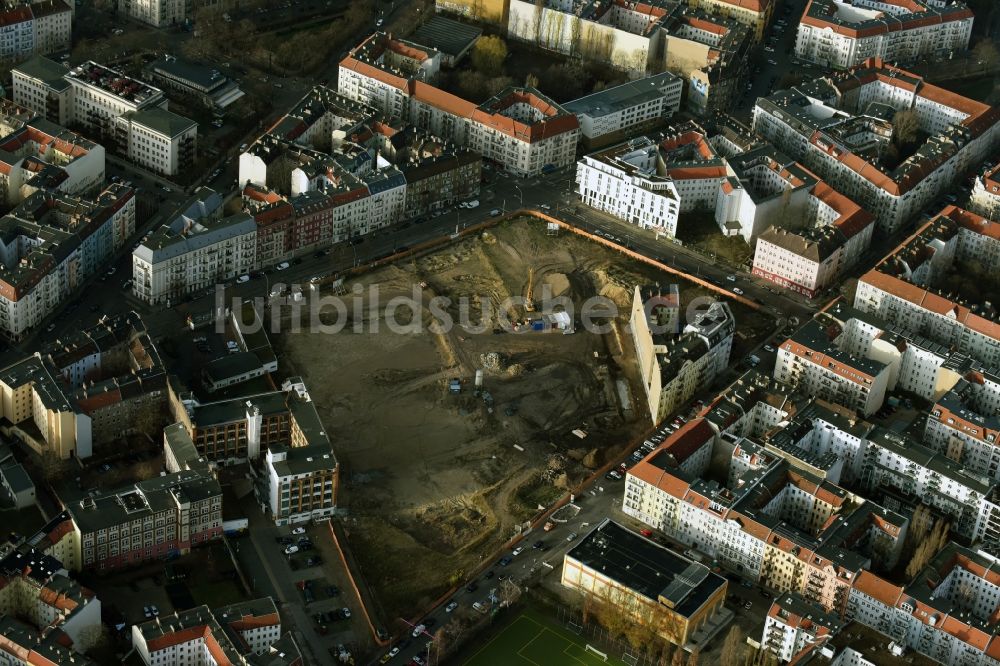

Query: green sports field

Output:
[463, 612, 629, 666]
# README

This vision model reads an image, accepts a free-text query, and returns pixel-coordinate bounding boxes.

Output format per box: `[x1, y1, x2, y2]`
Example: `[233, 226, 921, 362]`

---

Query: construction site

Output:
[276, 215, 771, 620]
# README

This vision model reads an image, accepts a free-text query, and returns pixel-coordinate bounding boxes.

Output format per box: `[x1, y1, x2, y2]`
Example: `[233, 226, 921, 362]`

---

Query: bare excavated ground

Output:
[276, 216, 770, 621]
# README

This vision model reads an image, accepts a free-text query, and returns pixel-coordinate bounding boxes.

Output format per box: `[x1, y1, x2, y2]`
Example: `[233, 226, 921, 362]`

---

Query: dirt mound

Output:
[542, 272, 570, 298]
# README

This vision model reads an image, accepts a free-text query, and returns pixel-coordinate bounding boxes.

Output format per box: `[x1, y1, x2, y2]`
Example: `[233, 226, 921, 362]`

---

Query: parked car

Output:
[292, 527, 306, 534]
[512, 546, 524, 556]
[236, 274, 250, 283]
[445, 601, 458, 613]
[276, 262, 290, 271]
[498, 556, 512, 567]
[732, 287, 744, 295]
[567, 532, 578, 542]
[490, 208, 501, 217]
[412, 624, 426, 638]
[532, 540, 544, 549]
[284, 545, 299, 555]
[763, 344, 776, 353]
[342, 608, 351, 619]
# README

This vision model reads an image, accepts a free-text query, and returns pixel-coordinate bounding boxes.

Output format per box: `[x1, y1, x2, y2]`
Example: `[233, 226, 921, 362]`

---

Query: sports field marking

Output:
[464, 612, 623, 666]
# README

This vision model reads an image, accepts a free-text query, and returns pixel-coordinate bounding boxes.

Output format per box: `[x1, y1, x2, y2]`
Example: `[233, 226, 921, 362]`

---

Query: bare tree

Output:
[471, 36, 508, 76]
[892, 109, 921, 148]
[721, 625, 745, 666]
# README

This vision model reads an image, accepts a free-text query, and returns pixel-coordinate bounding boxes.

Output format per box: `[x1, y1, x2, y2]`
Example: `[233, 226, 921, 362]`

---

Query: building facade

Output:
[795, 0, 974, 70]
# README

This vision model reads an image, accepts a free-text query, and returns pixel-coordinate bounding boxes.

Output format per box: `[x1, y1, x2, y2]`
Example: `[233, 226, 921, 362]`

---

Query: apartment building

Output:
[8, 54, 72, 125]
[795, 0, 974, 70]
[507, 0, 669, 72]
[0, 1, 72, 63]
[168, 378, 339, 525]
[688, 0, 774, 41]
[854, 207, 1000, 369]
[0, 102, 105, 205]
[133, 189, 257, 305]
[435, 0, 508, 25]
[118, 107, 197, 175]
[338, 33, 579, 177]
[716, 145, 817, 244]
[0, 544, 102, 664]
[623, 424, 907, 614]
[753, 59, 1000, 234]
[970, 161, 1000, 220]
[630, 285, 734, 423]
[658, 122, 733, 210]
[925, 381, 1000, 487]
[846, 544, 1000, 666]
[661, 7, 751, 116]
[774, 313, 891, 416]
[12, 57, 198, 175]
[564, 72, 682, 149]
[0, 183, 135, 340]
[376, 125, 482, 218]
[120, 0, 188, 28]
[761, 593, 842, 663]
[561, 519, 728, 646]
[132, 597, 288, 666]
[66, 469, 222, 570]
[753, 182, 875, 297]
[576, 137, 681, 236]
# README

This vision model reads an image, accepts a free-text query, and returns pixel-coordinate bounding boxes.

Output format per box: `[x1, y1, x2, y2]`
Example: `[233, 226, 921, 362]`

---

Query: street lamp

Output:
[513, 184, 523, 207]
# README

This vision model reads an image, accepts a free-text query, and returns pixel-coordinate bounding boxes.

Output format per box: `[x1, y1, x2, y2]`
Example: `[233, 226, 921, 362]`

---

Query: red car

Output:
[640, 529, 653, 538]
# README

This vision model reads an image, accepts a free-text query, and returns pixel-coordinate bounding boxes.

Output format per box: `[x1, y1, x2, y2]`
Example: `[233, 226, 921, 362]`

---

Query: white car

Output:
[412, 624, 426, 637]
[276, 262, 289, 271]
[539, 203, 551, 211]
[567, 532, 578, 542]
[732, 287, 744, 295]
[512, 546, 524, 556]
[284, 545, 299, 555]
[726, 274, 736, 282]
[767, 59, 778, 65]
[292, 527, 306, 535]
[445, 601, 458, 613]
[342, 607, 351, 619]
[763, 344, 776, 353]
[236, 274, 250, 283]
[764, 46, 775, 52]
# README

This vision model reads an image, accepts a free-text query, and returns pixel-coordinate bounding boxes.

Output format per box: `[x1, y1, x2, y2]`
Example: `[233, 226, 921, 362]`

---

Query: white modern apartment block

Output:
[576, 137, 681, 237]
[338, 33, 579, 177]
[753, 182, 875, 297]
[971, 161, 1000, 221]
[0, 1, 72, 63]
[774, 314, 891, 416]
[854, 207, 1000, 369]
[576, 121, 733, 235]
[716, 145, 817, 244]
[564, 72, 682, 149]
[753, 59, 1000, 234]
[132, 598, 284, 666]
[117, 108, 197, 176]
[120, 0, 187, 28]
[795, 0, 974, 70]
[12, 57, 198, 175]
[132, 188, 256, 306]
[507, 0, 668, 72]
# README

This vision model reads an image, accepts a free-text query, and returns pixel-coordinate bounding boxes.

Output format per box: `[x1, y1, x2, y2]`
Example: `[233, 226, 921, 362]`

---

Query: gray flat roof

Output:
[408, 16, 483, 57]
[565, 72, 681, 119]
[13, 55, 71, 91]
[128, 107, 198, 138]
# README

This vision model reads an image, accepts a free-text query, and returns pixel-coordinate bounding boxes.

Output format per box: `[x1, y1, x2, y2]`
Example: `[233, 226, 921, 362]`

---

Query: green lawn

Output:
[464, 612, 628, 666]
